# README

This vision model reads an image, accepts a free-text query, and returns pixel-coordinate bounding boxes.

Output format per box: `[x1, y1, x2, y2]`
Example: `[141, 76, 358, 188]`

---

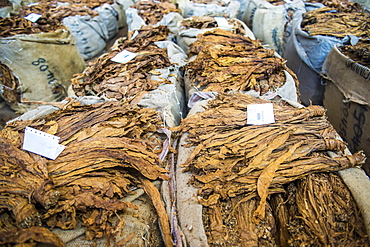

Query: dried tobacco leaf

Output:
[71, 26, 173, 101]
[339, 39, 370, 67]
[0, 100, 171, 243]
[131, 0, 179, 26]
[301, 7, 370, 38]
[305, 0, 363, 13]
[180, 16, 247, 35]
[185, 29, 298, 96]
[279, 173, 369, 246]
[0, 226, 65, 247]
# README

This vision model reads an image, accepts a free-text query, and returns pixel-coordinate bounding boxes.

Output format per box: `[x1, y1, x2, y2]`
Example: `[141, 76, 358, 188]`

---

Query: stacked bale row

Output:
[0, 0, 369, 246]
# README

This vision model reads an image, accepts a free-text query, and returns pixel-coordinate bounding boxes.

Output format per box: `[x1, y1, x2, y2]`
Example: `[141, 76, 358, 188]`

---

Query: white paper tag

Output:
[247, 103, 275, 125]
[24, 13, 42, 23]
[111, 50, 138, 64]
[214, 17, 230, 27]
[22, 127, 66, 160]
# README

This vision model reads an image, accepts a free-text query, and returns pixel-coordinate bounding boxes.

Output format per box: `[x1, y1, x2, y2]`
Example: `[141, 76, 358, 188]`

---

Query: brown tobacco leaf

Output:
[185, 29, 296, 96]
[71, 26, 172, 101]
[139, 177, 173, 247]
[339, 38, 370, 67]
[131, 0, 179, 26]
[0, 101, 170, 242]
[0, 226, 65, 247]
[302, 7, 370, 38]
[306, 0, 363, 13]
[281, 173, 369, 246]
[180, 16, 248, 36]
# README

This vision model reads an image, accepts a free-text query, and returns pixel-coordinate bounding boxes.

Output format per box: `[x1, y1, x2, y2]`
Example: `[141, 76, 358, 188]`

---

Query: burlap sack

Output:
[176, 0, 241, 18]
[0, 29, 85, 113]
[62, 15, 109, 60]
[241, 0, 305, 55]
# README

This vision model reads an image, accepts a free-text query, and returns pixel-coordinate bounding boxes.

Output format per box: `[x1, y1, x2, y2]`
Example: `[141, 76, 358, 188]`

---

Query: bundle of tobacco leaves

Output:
[301, 7, 370, 38]
[185, 29, 298, 96]
[131, 0, 179, 26]
[305, 0, 363, 13]
[175, 93, 367, 246]
[179, 16, 247, 36]
[71, 26, 173, 101]
[0, 99, 172, 246]
[0, 15, 62, 37]
[339, 39, 370, 67]
[271, 173, 369, 246]
[0, 0, 109, 38]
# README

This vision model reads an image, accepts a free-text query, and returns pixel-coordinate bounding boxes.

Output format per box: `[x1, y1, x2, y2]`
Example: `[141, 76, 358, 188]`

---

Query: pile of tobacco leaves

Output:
[339, 39, 370, 67]
[0, 99, 172, 246]
[180, 16, 247, 35]
[71, 26, 173, 102]
[301, 7, 370, 38]
[175, 92, 368, 246]
[190, 0, 229, 6]
[185, 29, 299, 96]
[305, 0, 363, 12]
[0, 0, 110, 38]
[130, 0, 179, 26]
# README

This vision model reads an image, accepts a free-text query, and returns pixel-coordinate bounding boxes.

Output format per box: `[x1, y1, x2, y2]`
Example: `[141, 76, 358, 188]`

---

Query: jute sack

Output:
[62, 15, 109, 60]
[0, 29, 85, 113]
[241, 0, 305, 55]
[177, 0, 241, 18]
[322, 44, 370, 176]
[282, 11, 350, 105]
[94, 3, 120, 40]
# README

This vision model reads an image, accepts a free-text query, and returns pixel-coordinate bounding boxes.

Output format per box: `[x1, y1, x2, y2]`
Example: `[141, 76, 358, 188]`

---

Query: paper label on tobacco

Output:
[25, 13, 42, 23]
[111, 50, 138, 64]
[214, 17, 230, 27]
[22, 127, 66, 160]
[247, 103, 275, 125]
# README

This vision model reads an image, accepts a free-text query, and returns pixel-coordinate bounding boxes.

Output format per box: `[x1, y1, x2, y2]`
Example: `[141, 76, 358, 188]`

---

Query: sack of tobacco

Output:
[17, 0, 125, 60]
[282, 2, 369, 105]
[0, 28, 86, 113]
[176, 0, 241, 19]
[125, 0, 183, 39]
[239, 0, 305, 55]
[183, 29, 300, 109]
[70, 26, 187, 127]
[176, 16, 255, 54]
[0, 96, 175, 246]
[322, 40, 370, 176]
[172, 92, 370, 246]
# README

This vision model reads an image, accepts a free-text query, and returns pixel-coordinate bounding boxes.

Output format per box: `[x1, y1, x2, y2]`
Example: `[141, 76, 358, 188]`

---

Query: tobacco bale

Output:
[185, 29, 295, 96]
[0, 100, 171, 244]
[305, 0, 363, 13]
[71, 26, 173, 101]
[301, 7, 370, 38]
[131, 0, 179, 26]
[180, 16, 247, 36]
[176, 92, 367, 246]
